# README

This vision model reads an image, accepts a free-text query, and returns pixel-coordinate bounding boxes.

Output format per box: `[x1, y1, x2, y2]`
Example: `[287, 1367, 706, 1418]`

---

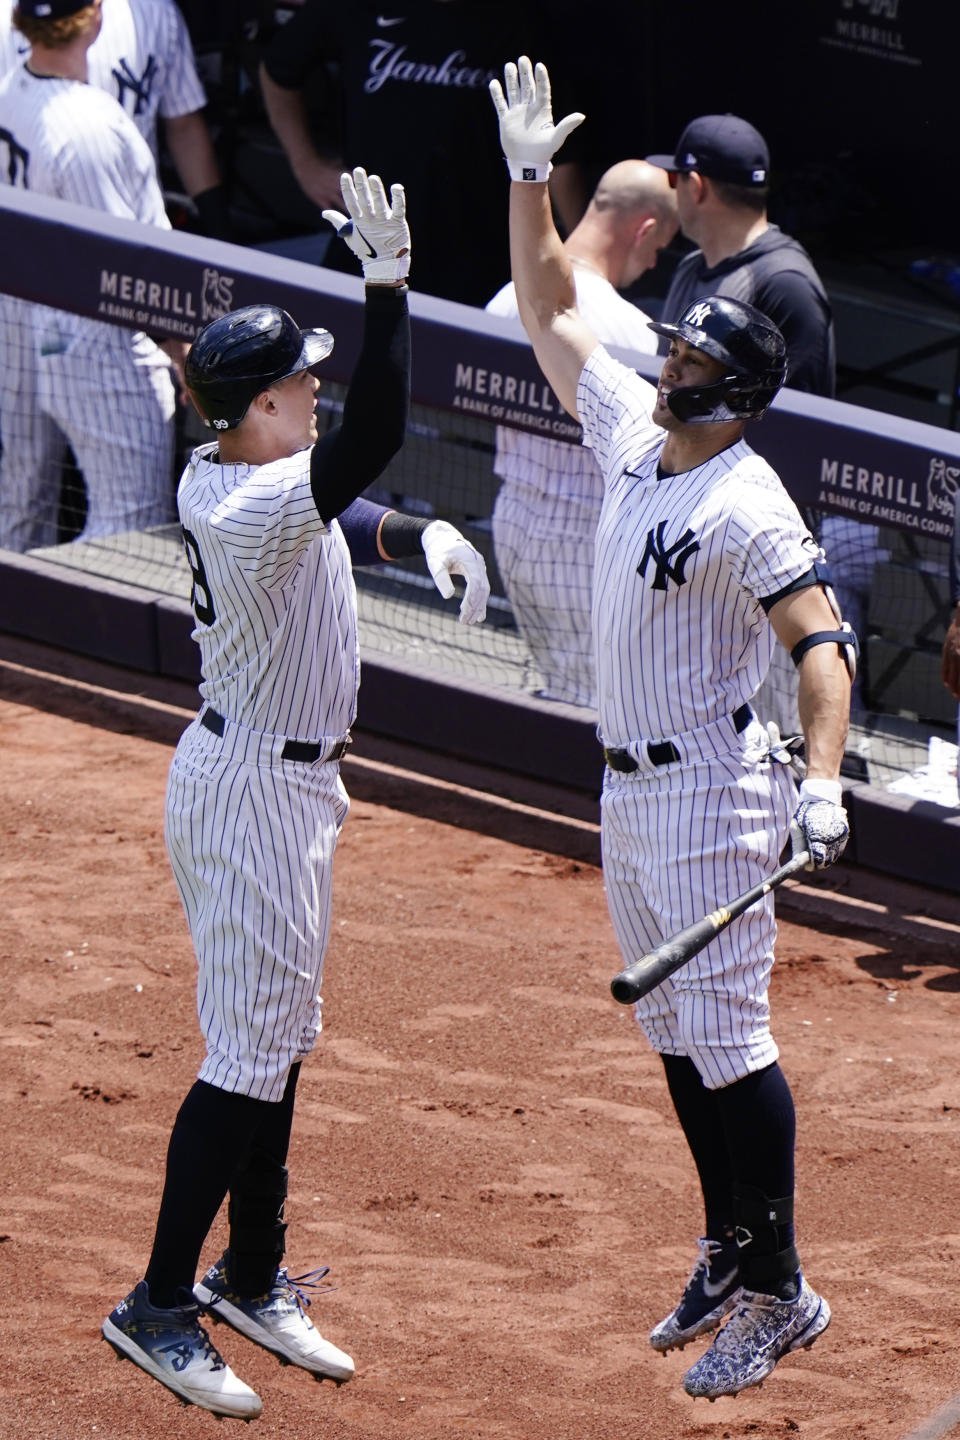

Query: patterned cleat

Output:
[682, 1276, 831, 1400]
[195, 1255, 355, 1384]
[102, 1281, 262, 1420]
[649, 1237, 741, 1353]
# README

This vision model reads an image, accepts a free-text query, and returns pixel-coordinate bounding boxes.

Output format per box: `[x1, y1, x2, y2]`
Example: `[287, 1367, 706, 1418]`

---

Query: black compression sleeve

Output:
[379, 510, 430, 559]
[311, 285, 410, 524]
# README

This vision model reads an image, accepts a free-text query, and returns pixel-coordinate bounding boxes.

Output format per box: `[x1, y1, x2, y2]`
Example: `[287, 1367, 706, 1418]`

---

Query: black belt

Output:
[200, 707, 351, 764]
[603, 703, 753, 774]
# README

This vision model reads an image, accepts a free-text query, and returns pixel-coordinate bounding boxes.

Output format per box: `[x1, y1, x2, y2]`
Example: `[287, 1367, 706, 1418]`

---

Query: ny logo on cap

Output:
[685, 301, 713, 328]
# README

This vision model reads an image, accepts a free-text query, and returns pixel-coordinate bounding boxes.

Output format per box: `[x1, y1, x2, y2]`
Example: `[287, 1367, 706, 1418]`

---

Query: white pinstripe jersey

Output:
[0, 65, 169, 349]
[0, 0, 206, 153]
[0, 64, 167, 217]
[487, 268, 657, 503]
[178, 442, 359, 741]
[577, 345, 821, 747]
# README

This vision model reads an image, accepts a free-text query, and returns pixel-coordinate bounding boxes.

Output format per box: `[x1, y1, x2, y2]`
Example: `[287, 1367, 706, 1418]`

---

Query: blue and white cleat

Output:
[195, 1255, 355, 1384]
[649, 1237, 741, 1353]
[682, 1275, 831, 1399]
[102, 1280, 262, 1419]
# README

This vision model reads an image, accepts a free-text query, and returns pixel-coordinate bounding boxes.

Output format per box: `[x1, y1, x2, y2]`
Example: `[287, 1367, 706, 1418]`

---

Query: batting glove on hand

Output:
[790, 779, 849, 870]
[322, 167, 410, 284]
[489, 56, 585, 182]
[421, 520, 490, 625]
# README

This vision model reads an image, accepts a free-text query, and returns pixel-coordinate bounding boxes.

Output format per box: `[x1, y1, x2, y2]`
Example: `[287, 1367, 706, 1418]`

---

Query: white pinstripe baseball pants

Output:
[601, 732, 796, 1090]
[165, 717, 350, 1103]
[492, 479, 599, 708]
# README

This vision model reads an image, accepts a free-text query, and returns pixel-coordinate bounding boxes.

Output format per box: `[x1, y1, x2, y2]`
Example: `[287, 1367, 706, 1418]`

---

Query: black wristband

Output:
[364, 283, 409, 303]
[380, 510, 430, 559]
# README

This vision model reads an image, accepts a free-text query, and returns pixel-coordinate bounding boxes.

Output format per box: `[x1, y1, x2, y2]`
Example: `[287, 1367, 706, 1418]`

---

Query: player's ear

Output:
[251, 387, 277, 417]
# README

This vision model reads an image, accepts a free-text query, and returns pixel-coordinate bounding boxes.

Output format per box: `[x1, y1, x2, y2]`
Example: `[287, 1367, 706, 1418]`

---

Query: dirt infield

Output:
[3, 653, 960, 1440]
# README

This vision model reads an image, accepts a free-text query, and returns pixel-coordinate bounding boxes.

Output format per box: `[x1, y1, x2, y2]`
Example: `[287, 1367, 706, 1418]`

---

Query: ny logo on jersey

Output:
[637, 521, 700, 591]
[112, 55, 158, 116]
[0, 127, 29, 187]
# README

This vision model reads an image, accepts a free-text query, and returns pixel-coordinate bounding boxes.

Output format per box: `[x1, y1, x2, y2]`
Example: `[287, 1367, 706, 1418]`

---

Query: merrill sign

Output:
[818, 455, 955, 537]
[452, 361, 581, 439]
[97, 265, 234, 337]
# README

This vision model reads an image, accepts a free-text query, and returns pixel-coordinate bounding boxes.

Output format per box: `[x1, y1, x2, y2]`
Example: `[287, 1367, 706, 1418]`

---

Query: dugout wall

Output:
[1, 191, 958, 890]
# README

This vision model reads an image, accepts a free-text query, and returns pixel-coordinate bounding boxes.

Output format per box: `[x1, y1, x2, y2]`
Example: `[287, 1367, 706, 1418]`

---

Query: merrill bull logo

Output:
[201, 268, 234, 322]
[927, 456, 960, 519]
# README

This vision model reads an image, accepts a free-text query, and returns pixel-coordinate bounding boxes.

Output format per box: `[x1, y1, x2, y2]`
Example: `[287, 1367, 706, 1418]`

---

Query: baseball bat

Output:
[609, 851, 811, 1005]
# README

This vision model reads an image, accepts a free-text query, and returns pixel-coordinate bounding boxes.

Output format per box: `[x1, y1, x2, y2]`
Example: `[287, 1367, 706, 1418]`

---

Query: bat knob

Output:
[610, 972, 640, 1006]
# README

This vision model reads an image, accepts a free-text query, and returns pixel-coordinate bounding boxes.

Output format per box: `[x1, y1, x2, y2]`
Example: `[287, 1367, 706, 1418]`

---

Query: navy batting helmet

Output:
[647, 295, 787, 422]
[185, 304, 335, 430]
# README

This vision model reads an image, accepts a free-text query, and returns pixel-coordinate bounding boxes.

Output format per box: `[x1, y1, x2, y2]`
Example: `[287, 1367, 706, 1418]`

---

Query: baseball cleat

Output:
[195, 1254, 355, 1383]
[681, 1275, 830, 1399]
[649, 1237, 741, 1353]
[102, 1280, 262, 1419]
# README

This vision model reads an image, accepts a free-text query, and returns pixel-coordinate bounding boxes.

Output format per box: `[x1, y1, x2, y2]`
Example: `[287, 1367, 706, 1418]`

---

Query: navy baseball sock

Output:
[661, 1054, 735, 1242]
[144, 1079, 284, 1309]
[227, 1063, 301, 1296]
[713, 1062, 800, 1299]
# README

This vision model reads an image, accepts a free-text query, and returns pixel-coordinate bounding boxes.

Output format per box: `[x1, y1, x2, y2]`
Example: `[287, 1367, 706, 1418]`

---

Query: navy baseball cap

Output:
[647, 115, 770, 186]
[16, 0, 93, 16]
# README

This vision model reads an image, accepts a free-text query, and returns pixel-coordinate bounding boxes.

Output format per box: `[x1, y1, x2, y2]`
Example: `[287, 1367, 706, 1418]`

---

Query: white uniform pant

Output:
[0, 297, 175, 552]
[165, 717, 350, 1103]
[601, 730, 795, 1090]
[492, 478, 599, 709]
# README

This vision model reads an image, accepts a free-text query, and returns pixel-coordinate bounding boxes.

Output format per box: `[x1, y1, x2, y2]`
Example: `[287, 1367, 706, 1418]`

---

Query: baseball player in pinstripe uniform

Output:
[492, 59, 855, 1402]
[487, 160, 676, 709]
[101, 168, 490, 1419]
[0, 0, 229, 234]
[0, 0, 184, 553]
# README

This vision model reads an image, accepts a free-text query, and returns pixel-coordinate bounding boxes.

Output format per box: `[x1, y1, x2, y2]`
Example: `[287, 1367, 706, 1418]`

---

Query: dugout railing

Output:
[0, 189, 958, 889]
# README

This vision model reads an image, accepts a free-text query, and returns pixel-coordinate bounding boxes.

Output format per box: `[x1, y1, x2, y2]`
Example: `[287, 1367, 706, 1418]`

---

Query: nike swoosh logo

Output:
[376, 14, 405, 25]
[355, 225, 377, 259]
[702, 1268, 738, 1298]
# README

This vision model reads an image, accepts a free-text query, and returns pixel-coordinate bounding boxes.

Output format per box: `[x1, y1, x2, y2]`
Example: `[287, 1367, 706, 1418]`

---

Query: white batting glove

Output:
[421, 520, 490, 625]
[790, 779, 849, 870]
[322, 167, 410, 284]
[489, 56, 585, 182]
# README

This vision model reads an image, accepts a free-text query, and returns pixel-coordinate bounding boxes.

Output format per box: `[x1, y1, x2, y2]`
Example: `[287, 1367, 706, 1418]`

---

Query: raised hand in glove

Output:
[790, 779, 850, 870]
[421, 520, 490, 625]
[489, 55, 585, 182]
[322, 167, 410, 284]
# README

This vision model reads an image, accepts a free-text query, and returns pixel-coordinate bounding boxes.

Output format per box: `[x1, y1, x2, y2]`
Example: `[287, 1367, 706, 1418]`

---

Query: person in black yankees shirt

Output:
[646, 112, 877, 745]
[258, 0, 590, 306]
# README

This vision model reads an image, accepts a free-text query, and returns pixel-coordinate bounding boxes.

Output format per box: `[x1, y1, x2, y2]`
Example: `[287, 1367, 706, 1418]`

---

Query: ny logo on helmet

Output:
[684, 301, 713, 329]
[637, 522, 700, 591]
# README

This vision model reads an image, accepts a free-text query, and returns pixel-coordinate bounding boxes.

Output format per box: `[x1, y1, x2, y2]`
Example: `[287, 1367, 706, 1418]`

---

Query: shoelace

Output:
[194, 1321, 228, 1372]
[280, 1266, 336, 1315]
[682, 1237, 725, 1297]
[709, 1292, 775, 1354]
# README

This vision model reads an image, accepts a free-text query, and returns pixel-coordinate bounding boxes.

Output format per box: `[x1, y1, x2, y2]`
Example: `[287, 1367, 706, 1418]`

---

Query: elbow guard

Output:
[791, 622, 859, 683]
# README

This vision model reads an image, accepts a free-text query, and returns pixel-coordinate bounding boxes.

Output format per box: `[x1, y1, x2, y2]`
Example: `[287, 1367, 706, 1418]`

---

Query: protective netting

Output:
[1, 303, 956, 807]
